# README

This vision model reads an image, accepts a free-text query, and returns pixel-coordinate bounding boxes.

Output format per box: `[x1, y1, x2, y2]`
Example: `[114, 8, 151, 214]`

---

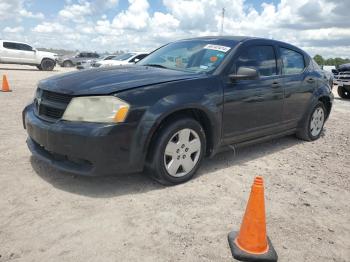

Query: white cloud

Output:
[1, 0, 350, 58]
[0, 0, 44, 20]
[112, 0, 150, 30]
[58, 1, 92, 23]
[3, 26, 24, 33]
[33, 22, 72, 34]
[19, 9, 44, 19]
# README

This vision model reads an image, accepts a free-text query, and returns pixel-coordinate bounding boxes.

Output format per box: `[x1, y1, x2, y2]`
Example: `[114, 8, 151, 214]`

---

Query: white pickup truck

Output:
[0, 40, 57, 71]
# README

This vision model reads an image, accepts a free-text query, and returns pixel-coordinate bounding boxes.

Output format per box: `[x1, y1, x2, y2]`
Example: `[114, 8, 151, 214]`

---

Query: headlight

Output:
[62, 96, 129, 123]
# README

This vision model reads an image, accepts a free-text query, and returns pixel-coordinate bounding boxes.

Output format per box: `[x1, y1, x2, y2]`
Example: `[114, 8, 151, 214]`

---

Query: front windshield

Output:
[112, 53, 135, 61]
[138, 40, 232, 73]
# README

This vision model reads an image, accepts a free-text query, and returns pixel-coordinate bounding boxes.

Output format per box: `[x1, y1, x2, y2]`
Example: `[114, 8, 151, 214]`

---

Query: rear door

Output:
[278, 46, 315, 127]
[1, 42, 22, 63]
[222, 43, 284, 144]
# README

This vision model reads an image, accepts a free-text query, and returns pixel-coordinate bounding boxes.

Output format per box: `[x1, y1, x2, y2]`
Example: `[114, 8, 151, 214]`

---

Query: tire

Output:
[296, 102, 326, 141]
[146, 117, 206, 185]
[36, 65, 42, 70]
[337, 86, 350, 99]
[40, 59, 55, 71]
[63, 60, 74, 67]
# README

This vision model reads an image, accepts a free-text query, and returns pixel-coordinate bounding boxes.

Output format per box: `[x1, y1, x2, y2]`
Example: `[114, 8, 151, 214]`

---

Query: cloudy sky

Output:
[0, 0, 349, 57]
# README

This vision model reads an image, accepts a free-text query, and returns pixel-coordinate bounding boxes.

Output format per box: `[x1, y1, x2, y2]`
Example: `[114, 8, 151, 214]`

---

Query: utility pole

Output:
[220, 8, 225, 35]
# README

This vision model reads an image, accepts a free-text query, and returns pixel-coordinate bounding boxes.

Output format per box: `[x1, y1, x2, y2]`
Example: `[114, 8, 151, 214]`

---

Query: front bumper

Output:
[336, 80, 350, 87]
[23, 104, 141, 176]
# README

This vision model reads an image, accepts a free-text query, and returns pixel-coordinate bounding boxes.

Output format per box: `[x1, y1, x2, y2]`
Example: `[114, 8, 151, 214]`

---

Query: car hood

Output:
[38, 65, 204, 96]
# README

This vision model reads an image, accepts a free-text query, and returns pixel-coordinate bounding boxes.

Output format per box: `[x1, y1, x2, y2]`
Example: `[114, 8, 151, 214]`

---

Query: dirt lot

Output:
[0, 64, 349, 262]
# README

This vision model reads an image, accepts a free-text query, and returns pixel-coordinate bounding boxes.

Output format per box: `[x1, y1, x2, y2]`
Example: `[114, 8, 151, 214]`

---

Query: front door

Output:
[18, 43, 37, 64]
[222, 44, 284, 144]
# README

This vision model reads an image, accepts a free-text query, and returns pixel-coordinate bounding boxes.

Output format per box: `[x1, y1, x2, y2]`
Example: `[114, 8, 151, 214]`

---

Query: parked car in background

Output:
[58, 52, 100, 67]
[334, 71, 350, 99]
[76, 60, 94, 70]
[322, 65, 336, 73]
[22, 36, 333, 185]
[94, 52, 148, 67]
[77, 55, 119, 70]
[0, 40, 57, 71]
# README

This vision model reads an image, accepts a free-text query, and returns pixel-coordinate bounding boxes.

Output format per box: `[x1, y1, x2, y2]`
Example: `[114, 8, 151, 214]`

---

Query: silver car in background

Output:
[77, 55, 118, 70]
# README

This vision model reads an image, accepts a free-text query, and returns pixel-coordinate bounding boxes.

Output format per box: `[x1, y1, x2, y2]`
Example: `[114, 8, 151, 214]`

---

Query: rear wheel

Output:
[337, 86, 350, 99]
[40, 59, 55, 71]
[296, 102, 326, 141]
[146, 118, 206, 185]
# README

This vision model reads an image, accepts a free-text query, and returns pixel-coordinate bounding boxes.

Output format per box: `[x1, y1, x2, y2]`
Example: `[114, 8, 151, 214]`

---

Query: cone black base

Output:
[228, 231, 278, 262]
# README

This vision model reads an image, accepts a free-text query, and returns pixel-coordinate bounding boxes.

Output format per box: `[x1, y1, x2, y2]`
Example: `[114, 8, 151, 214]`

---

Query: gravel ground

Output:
[0, 64, 349, 262]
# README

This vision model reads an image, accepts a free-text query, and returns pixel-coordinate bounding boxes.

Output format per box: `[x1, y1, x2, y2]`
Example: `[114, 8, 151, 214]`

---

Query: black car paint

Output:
[23, 37, 333, 176]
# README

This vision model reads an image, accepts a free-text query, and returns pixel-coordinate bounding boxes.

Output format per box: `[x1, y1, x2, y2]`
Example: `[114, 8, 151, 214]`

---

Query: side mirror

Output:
[134, 58, 140, 63]
[229, 67, 259, 81]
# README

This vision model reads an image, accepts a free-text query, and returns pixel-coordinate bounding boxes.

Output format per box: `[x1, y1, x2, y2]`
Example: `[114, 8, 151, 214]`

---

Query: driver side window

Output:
[235, 45, 277, 77]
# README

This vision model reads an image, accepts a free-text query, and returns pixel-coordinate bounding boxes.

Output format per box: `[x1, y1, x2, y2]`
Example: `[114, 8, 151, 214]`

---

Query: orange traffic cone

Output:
[228, 176, 278, 261]
[1, 75, 12, 92]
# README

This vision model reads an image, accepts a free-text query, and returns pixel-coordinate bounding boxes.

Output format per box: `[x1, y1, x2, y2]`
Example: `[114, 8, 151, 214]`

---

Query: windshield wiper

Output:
[142, 64, 168, 69]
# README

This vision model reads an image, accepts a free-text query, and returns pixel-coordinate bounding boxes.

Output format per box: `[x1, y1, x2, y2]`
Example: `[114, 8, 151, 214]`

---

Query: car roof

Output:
[0, 39, 31, 45]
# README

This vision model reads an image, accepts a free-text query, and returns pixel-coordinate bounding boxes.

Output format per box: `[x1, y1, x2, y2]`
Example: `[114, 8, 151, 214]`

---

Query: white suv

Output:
[0, 40, 57, 71]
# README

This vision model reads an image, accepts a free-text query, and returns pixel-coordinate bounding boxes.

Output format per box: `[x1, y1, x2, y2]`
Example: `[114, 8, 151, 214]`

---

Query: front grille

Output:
[35, 89, 72, 121]
[42, 90, 72, 104]
[39, 103, 65, 119]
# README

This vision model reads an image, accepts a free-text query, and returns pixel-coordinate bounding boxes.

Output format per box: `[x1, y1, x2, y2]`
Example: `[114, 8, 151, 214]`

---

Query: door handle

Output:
[271, 81, 281, 88]
[307, 77, 315, 83]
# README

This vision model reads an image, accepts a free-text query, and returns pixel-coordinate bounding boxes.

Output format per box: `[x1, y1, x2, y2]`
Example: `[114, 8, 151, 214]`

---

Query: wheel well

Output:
[147, 109, 214, 158]
[319, 96, 331, 118]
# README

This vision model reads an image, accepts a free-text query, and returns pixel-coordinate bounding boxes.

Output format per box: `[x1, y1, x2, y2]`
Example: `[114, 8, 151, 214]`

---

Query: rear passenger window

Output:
[3, 42, 19, 50]
[280, 48, 305, 75]
[236, 45, 277, 77]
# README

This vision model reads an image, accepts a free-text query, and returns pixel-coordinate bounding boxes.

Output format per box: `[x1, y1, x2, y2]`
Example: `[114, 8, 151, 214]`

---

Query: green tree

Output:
[313, 54, 324, 65]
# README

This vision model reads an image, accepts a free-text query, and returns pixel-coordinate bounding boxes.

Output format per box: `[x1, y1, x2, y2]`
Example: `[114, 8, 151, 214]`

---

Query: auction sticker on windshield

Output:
[204, 44, 231, 53]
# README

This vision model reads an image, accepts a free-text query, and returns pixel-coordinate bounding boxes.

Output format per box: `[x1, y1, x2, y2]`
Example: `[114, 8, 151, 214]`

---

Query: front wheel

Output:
[146, 118, 206, 185]
[40, 59, 55, 71]
[296, 102, 326, 141]
[337, 86, 350, 99]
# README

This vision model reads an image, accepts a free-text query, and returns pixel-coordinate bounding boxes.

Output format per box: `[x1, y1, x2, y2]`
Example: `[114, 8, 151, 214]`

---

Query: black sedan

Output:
[23, 36, 334, 185]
